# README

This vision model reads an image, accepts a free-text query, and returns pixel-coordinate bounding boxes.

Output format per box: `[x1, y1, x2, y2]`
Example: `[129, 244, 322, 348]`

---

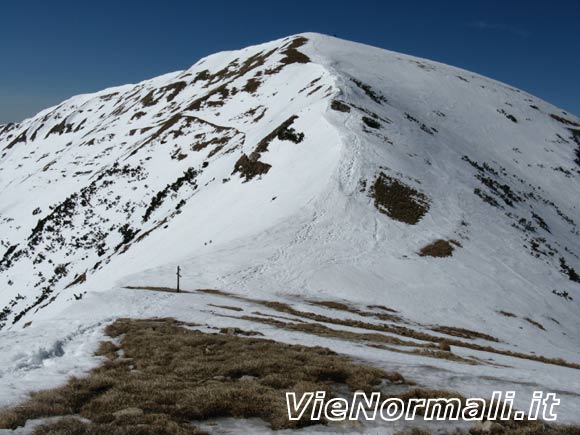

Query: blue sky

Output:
[1, 0, 579, 123]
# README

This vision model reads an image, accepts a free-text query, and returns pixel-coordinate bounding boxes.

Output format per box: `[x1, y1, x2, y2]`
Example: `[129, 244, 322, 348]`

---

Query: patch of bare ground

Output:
[430, 326, 498, 342]
[218, 327, 263, 336]
[237, 313, 436, 349]
[231, 154, 272, 182]
[525, 317, 546, 331]
[232, 313, 480, 365]
[140, 82, 188, 108]
[298, 77, 321, 93]
[265, 36, 310, 75]
[186, 37, 308, 114]
[0, 318, 402, 433]
[197, 290, 580, 370]
[232, 115, 303, 181]
[370, 172, 430, 224]
[306, 299, 402, 322]
[187, 49, 278, 110]
[368, 343, 480, 365]
[186, 83, 230, 111]
[160, 81, 187, 102]
[418, 239, 461, 258]
[368, 304, 398, 313]
[498, 310, 517, 318]
[208, 304, 243, 312]
[242, 77, 261, 93]
[251, 311, 308, 323]
[240, 105, 267, 123]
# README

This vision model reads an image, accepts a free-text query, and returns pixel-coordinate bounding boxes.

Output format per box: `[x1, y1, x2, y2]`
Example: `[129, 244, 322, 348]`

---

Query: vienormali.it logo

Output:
[286, 391, 560, 422]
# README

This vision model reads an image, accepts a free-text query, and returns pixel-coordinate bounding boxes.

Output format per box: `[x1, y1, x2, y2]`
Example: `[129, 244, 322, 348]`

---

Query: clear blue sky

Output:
[1, 0, 579, 123]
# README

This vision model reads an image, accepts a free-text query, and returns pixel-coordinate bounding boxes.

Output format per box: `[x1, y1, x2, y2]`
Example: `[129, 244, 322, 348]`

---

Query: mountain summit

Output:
[0, 34, 579, 406]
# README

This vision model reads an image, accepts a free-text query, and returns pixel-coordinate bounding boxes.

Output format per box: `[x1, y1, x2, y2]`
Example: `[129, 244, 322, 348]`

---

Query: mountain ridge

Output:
[0, 32, 579, 364]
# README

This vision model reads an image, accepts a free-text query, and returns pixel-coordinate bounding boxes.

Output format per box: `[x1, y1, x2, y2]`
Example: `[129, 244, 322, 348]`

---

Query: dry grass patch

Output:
[418, 239, 460, 258]
[368, 304, 398, 313]
[232, 115, 301, 182]
[0, 318, 403, 433]
[218, 326, 263, 336]
[368, 343, 480, 365]
[208, 304, 243, 312]
[431, 325, 498, 342]
[370, 173, 430, 224]
[198, 290, 580, 370]
[239, 314, 434, 351]
[264, 36, 310, 75]
[242, 77, 261, 93]
[306, 299, 402, 323]
[525, 317, 546, 331]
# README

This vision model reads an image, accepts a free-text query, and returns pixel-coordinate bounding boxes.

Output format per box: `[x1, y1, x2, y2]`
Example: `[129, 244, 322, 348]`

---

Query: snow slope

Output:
[0, 33, 579, 426]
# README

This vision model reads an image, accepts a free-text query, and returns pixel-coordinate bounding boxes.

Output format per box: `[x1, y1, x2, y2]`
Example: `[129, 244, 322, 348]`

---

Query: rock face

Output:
[0, 33, 579, 361]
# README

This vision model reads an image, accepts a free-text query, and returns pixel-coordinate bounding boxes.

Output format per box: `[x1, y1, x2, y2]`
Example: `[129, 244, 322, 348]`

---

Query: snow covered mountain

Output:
[1, 33, 580, 424]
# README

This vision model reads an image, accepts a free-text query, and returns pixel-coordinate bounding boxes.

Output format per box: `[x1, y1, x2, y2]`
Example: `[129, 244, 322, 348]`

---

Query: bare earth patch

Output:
[418, 239, 461, 258]
[370, 172, 430, 224]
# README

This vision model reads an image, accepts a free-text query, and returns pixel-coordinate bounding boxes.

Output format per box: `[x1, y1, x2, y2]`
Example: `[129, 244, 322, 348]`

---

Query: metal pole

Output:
[176, 266, 181, 293]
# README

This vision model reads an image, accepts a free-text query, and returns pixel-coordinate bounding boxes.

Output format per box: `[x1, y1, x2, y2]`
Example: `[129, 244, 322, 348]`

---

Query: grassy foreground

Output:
[0, 318, 399, 434]
[0, 317, 578, 435]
